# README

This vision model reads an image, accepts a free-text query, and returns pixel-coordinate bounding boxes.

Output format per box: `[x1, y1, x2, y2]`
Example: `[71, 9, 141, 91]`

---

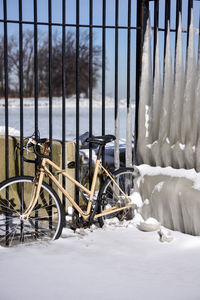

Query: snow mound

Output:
[137, 164, 200, 191]
[158, 227, 174, 243]
[0, 126, 20, 136]
[138, 217, 161, 232]
[129, 192, 143, 207]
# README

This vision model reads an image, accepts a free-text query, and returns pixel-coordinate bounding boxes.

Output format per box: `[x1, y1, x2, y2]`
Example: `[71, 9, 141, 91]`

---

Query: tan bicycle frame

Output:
[23, 157, 135, 221]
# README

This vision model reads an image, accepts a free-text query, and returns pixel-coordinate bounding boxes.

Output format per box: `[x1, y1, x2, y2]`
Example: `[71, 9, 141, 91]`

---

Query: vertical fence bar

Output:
[135, 0, 149, 163]
[187, 0, 193, 47]
[198, 7, 200, 59]
[89, 0, 93, 187]
[153, 0, 159, 78]
[62, 0, 66, 211]
[176, 0, 182, 45]
[48, 0, 53, 229]
[175, 0, 182, 78]
[164, 0, 170, 56]
[3, 0, 9, 246]
[75, 0, 80, 205]
[34, 0, 38, 141]
[19, 0, 24, 176]
[33, 0, 39, 233]
[126, 0, 132, 168]
[135, 0, 142, 163]
[19, 0, 25, 242]
[48, 0, 52, 156]
[3, 0, 8, 180]
[176, 0, 182, 33]
[114, 0, 119, 170]
[102, 0, 106, 166]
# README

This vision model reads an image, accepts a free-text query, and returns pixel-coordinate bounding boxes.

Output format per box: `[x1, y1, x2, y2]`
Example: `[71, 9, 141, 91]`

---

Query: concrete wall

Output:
[0, 136, 75, 212]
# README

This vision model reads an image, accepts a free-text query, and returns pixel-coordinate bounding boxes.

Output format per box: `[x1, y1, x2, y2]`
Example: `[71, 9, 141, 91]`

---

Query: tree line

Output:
[0, 30, 101, 98]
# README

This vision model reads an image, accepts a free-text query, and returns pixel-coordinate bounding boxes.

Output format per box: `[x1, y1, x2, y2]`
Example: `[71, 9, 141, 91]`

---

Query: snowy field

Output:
[0, 218, 200, 300]
[0, 96, 135, 140]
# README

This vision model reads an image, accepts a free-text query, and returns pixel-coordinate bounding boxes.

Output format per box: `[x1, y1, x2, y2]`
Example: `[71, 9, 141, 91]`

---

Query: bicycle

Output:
[0, 133, 136, 246]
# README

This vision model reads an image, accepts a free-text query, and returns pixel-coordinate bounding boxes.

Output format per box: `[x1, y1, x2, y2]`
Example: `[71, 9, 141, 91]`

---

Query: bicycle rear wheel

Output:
[0, 176, 64, 247]
[97, 168, 135, 227]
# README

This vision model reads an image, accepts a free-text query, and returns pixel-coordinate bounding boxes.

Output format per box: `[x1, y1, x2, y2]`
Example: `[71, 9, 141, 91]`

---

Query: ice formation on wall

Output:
[126, 100, 133, 168]
[137, 19, 152, 164]
[137, 10, 200, 171]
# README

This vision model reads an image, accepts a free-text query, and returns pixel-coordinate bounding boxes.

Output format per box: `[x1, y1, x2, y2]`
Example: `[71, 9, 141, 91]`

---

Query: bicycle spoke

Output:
[9, 226, 19, 246]
[30, 203, 57, 214]
[0, 177, 63, 246]
[98, 169, 135, 225]
[25, 220, 50, 238]
[0, 224, 19, 245]
[0, 199, 20, 216]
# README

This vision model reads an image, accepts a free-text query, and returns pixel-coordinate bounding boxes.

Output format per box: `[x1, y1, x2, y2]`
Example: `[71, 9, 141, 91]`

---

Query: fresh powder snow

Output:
[0, 218, 200, 300]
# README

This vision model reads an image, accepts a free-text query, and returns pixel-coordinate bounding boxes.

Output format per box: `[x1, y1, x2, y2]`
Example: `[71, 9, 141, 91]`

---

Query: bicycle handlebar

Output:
[16, 136, 51, 162]
[33, 138, 50, 159]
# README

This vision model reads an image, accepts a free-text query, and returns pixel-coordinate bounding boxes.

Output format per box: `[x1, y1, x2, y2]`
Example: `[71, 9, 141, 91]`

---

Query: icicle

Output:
[150, 29, 162, 166]
[195, 16, 200, 171]
[126, 104, 132, 168]
[151, 30, 162, 142]
[170, 13, 185, 168]
[181, 9, 196, 144]
[114, 112, 120, 170]
[137, 19, 153, 164]
[159, 22, 173, 143]
[158, 22, 173, 166]
[181, 9, 196, 168]
[170, 13, 184, 143]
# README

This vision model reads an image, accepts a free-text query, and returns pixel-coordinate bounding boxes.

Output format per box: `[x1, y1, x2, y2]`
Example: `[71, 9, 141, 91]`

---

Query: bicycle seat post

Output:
[97, 144, 103, 161]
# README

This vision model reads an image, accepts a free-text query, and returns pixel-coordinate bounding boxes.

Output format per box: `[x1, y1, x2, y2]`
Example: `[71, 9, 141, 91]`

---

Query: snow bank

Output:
[137, 164, 200, 191]
[0, 220, 200, 300]
[0, 95, 135, 108]
[0, 126, 20, 136]
[135, 164, 200, 235]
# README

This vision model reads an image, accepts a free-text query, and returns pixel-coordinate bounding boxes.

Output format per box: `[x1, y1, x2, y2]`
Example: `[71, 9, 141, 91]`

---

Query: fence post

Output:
[135, 0, 149, 164]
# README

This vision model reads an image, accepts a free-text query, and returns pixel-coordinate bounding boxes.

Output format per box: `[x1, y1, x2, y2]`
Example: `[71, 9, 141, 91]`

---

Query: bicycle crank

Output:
[71, 211, 89, 230]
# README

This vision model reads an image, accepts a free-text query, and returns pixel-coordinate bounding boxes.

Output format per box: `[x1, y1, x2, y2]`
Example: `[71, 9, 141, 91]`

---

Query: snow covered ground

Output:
[0, 96, 135, 140]
[1, 218, 200, 300]
[0, 97, 199, 299]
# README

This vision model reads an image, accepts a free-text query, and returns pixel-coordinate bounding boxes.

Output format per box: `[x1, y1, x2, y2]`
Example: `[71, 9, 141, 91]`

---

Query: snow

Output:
[0, 95, 135, 109]
[1, 219, 200, 300]
[137, 164, 200, 191]
[158, 226, 174, 243]
[179, 143, 185, 150]
[138, 217, 161, 232]
[153, 181, 164, 193]
[0, 97, 135, 140]
[0, 126, 20, 136]
[129, 192, 143, 207]
[145, 104, 150, 138]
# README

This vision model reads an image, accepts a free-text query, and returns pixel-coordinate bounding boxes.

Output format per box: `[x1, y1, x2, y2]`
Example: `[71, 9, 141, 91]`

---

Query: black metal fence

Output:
[0, 0, 199, 205]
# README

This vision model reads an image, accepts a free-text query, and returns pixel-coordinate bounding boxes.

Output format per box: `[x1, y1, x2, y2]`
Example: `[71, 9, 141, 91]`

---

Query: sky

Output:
[0, 0, 200, 100]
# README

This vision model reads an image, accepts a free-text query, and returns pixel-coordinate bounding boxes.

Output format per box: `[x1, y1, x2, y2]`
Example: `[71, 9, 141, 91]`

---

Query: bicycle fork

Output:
[21, 169, 45, 220]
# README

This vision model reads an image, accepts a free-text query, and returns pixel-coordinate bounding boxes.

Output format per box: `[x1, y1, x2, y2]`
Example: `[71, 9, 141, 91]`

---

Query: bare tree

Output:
[0, 36, 13, 98]
[38, 30, 101, 97]
[0, 36, 4, 97]
[2, 29, 101, 98]
[8, 30, 35, 97]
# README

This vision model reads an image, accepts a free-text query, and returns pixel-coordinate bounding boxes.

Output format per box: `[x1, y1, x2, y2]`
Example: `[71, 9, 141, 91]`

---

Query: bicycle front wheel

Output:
[0, 176, 64, 247]
[97, 168, 135, 226]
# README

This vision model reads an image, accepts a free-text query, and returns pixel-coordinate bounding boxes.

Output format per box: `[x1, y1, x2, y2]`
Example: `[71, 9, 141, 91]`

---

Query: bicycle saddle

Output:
[86, 135, 116, 145]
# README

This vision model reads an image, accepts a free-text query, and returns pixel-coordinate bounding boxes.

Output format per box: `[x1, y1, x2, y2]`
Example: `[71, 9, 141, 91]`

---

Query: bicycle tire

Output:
[97, 168, 135, 227]
[0, 176, 65, 247]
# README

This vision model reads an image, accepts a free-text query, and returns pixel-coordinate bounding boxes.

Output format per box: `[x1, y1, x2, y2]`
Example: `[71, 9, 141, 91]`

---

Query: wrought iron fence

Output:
[0, 0, 199, 205]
